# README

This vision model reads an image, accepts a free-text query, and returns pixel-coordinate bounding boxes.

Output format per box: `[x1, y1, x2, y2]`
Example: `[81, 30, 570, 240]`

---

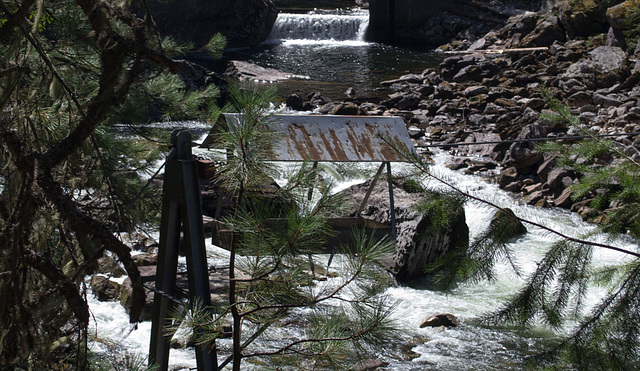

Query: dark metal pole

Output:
[177, 131, 217, 369]
[150, 131, 183, 370]
[150, 130, 217, 371]
[386, 162, 396, 240]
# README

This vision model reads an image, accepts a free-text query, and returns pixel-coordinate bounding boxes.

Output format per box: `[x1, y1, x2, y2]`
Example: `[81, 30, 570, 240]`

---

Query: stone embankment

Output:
[288, 1, 640, 224]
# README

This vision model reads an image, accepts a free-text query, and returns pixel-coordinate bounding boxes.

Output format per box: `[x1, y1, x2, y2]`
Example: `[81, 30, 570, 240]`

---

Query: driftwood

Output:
[443, 47, 549, 55]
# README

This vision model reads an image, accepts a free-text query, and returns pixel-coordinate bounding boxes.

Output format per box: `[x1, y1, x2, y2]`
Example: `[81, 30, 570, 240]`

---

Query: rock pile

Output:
[288, 1, 640, 223]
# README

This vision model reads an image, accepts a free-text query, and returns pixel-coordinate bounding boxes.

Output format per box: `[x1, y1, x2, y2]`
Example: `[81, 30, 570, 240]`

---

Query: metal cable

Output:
[416, 132, 640, 148]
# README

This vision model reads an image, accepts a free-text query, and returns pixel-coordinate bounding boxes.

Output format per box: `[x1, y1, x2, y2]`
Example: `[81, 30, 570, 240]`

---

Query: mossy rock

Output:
[557, 0, 623, 37]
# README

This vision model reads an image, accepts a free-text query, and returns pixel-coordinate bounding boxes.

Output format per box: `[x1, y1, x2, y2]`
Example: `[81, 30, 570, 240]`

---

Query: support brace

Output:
[149, 130, 217, 371]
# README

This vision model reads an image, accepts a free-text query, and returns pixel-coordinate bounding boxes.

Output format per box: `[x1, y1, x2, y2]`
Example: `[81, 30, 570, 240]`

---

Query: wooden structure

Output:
[149, 115, 416, 370]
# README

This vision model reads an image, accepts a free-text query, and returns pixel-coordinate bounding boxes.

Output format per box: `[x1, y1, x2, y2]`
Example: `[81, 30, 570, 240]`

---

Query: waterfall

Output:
[267, 9, 369, 44]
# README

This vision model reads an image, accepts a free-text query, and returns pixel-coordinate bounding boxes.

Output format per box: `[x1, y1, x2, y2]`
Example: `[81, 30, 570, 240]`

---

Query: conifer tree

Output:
[167, 85, 400, 370]
[0, 0, 223, 367]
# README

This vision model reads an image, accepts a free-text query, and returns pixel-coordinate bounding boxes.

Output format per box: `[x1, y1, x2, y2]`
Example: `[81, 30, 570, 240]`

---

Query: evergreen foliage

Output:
[165, 87, 400, 370]
[0, 0, 224, 367]
[418, 89, 640, 369]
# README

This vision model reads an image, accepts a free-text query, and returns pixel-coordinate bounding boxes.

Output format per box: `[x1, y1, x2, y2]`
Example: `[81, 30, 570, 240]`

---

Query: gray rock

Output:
[593, 93, 622, 108]
[317, 102, 344, 115]
[606, 26, 625, 48]
[337, 178, 469, 282]
[453, 65, 485, 82]
[420, 313, 460, 328]
[91, 275, 122, 302]
[286, 93, 312, 111]
[498, 11, 540, 39]
[520, 14, 566, 47]
[225, 60, 308, 82]
[557, 0, 610, 38]
[546, 167, 576, 191]
[503, 122, 547, 170]
[554, 187, 574, 208]
[537, 156, 557, 183]
[464, 85, 489, 97]
[497, 167, 518, 187]
[562, 46, 630, 89]
[503, 181, 523, 192]
[458, 132, 506, 161]
[330, 102, 360, 115]
[350, 359, 389, 371]
[567, 91, 594, 107]
[308, 91, 332, 106]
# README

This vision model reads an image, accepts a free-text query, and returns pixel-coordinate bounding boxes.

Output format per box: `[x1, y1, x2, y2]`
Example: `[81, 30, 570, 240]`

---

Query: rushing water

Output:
[86, 8, 635, 370]
[226, 8, 442, 100]
[88, 145, 634, 369]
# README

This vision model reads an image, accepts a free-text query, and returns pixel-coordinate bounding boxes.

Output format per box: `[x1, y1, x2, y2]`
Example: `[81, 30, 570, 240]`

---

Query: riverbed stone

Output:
[546, 166, 576, 191]
[562, 46, 630, 89]
[308, 91, 332, 106]
[349, 359, 389, 371]
[420, 313, 460, 328]
[336, 178, 469, 282]
[554, 187, 574, 209]
[557, 0, 612, 38]
[464, 85, 489, 97]
[519, 14, 565, 47]
[91, 275, 122, 302]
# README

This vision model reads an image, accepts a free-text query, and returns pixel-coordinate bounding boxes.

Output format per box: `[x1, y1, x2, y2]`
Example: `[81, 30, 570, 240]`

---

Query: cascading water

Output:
[87, 145, 634, 369]
[267, 9, 369, 44]
[226, 8, 440, 98]
[84, 6, 635, 370]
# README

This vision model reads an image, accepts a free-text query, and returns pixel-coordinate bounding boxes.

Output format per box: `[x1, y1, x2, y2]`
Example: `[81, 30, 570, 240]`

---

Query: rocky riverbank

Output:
[286, 0, 640, 224]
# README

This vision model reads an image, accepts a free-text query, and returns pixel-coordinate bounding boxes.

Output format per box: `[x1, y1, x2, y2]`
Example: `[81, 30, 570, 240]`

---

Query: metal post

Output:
[149, 130, 217, 371]
[356, 162, 386, 216]
[177, 131, 217, 369]
[150, 131, 182, 370]
[386, 162, 397, 240]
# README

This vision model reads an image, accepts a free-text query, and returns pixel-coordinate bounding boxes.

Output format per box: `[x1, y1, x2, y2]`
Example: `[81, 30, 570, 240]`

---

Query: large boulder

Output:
[336, 178, 469, 282]
[519, 14, 566, 47]
[561, 46, 631, 89]
[606, 1, 638, 31]
[557, 0, 624, 38]
[144, 0, 278, 48]
[502, 121, 547, 172]
[419, 313, 460, 328]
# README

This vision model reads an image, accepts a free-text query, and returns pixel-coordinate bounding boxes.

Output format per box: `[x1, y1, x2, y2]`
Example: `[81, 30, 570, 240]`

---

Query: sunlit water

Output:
[87, 147, 634, 369]
[224, 8, 442, 100]
[87, 7, 635, 369]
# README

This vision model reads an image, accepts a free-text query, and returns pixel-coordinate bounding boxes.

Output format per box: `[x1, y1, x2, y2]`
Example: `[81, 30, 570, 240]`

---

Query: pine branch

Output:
[23, 246, 89, 324]
[0, 0, 37, 42]
[36, 170, 144, 322]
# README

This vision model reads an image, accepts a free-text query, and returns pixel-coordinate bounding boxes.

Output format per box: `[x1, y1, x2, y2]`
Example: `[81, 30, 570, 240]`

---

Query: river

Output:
[87, 146, 632, 369]
[224, 7, 441, 100]
[87, 6, 633, 370]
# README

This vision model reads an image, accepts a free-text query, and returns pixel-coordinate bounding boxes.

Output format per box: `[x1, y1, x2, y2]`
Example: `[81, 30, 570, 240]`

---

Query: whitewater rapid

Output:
[87, 149, 633, 369]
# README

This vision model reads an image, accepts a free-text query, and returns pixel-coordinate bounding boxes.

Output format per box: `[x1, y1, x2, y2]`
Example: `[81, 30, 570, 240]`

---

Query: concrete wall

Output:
[145, 0, 278, 48]
[367, 0, 552, 47]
